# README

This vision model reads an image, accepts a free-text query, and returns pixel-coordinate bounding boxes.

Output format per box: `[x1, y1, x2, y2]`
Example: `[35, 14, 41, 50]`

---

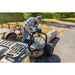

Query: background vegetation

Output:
[0, 12, 75, 23]
[0, 13, 24, 23]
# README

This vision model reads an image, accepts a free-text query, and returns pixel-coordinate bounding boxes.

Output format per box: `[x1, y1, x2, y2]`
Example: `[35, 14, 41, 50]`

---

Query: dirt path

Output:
[53, 27, 75, 62]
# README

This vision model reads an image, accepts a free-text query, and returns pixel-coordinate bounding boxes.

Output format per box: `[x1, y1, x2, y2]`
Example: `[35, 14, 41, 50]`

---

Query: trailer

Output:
[0, 23, 23, 41]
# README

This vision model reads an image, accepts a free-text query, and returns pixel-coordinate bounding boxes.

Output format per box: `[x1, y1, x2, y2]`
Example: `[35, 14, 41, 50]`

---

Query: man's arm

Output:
[24, 18, 33, 34]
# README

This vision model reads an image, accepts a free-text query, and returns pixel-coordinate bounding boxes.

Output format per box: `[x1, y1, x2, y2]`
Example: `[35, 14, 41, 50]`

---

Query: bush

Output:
[0, 13, 24, 23]
[53, 12, 74, 20]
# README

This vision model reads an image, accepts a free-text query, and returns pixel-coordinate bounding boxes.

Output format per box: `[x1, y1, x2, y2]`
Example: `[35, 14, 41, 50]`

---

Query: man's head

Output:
[35, 16, 42, 24]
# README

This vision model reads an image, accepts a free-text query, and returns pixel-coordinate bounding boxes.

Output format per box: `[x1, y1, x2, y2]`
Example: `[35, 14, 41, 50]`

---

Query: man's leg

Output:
[22, 28, 29, 43]
[30, 34, 35, 43]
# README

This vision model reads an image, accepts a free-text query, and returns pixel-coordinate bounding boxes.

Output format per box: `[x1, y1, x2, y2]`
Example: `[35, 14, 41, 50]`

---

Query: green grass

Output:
[42, 18, 58, 21]
[42, 18, 59, 22]
[42, 18, 75, 23]
[65, 18, 75, 20]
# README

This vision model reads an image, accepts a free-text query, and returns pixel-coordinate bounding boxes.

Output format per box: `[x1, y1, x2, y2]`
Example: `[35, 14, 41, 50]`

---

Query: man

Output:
[22, 16, 42, 43]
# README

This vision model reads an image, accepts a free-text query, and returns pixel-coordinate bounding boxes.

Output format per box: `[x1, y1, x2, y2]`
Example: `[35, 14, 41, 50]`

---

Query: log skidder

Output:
[45, 43, 54, 56]
[24, 28, 55, 58]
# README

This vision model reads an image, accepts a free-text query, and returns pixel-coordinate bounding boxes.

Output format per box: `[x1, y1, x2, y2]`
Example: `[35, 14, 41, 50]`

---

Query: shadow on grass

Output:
[62, 19, 75, 23]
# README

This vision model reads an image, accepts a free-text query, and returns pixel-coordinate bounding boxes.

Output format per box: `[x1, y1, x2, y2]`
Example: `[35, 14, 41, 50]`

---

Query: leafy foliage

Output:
[24, 12, 75, 20]
[23, 12, 44, 20]
[0, 13, 24, 23]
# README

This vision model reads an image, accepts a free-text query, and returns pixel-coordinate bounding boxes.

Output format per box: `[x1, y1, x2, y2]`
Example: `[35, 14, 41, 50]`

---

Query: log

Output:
[30, 30, 57, 50]
[40, 30, 57, 44]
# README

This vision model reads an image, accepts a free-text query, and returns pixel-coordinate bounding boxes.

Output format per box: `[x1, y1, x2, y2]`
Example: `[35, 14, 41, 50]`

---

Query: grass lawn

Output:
[64, 18, 75, 21]
[42, 18, 59, 22]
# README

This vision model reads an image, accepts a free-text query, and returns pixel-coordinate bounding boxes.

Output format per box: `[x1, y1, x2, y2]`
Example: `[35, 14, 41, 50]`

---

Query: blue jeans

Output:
[22, 28, 34, 43]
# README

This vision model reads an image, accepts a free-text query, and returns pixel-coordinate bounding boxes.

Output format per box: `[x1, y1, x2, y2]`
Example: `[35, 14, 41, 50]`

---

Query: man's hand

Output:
[29, 32, 32, 35]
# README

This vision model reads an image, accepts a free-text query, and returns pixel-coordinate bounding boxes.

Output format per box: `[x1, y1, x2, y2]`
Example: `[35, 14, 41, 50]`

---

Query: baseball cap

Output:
[36, 16, 42, 23]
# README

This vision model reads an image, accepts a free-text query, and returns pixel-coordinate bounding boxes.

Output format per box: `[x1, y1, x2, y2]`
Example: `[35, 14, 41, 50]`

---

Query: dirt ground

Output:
[53, 27, 75, 62]
[0, 21, 74, 63]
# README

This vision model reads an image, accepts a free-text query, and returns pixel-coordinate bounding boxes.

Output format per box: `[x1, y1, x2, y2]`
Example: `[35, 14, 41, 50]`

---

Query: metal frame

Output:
[0, 23, 23, 40]
[0, 23, 23, 34]
[28, 32, 47, 51]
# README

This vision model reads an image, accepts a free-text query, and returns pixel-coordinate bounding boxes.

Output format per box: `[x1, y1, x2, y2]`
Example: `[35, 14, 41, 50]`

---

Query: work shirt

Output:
[23, 17, 39, 30]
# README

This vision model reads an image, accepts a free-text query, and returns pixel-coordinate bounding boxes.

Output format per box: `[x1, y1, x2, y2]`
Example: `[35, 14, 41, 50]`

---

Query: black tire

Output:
[45, 43, 54, 56]
[6, 34, 17, 41]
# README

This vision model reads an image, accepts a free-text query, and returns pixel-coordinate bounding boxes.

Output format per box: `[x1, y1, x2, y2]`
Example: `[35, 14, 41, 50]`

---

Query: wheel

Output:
[6, 34, 17, 41]
[45, 43, 54, 56]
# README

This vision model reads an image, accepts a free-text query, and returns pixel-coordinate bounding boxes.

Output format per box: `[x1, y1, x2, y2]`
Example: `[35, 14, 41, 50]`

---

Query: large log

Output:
[29, 30, 57, 57]
[39, 30, 57, 44]
[30, 30, 57, 49]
